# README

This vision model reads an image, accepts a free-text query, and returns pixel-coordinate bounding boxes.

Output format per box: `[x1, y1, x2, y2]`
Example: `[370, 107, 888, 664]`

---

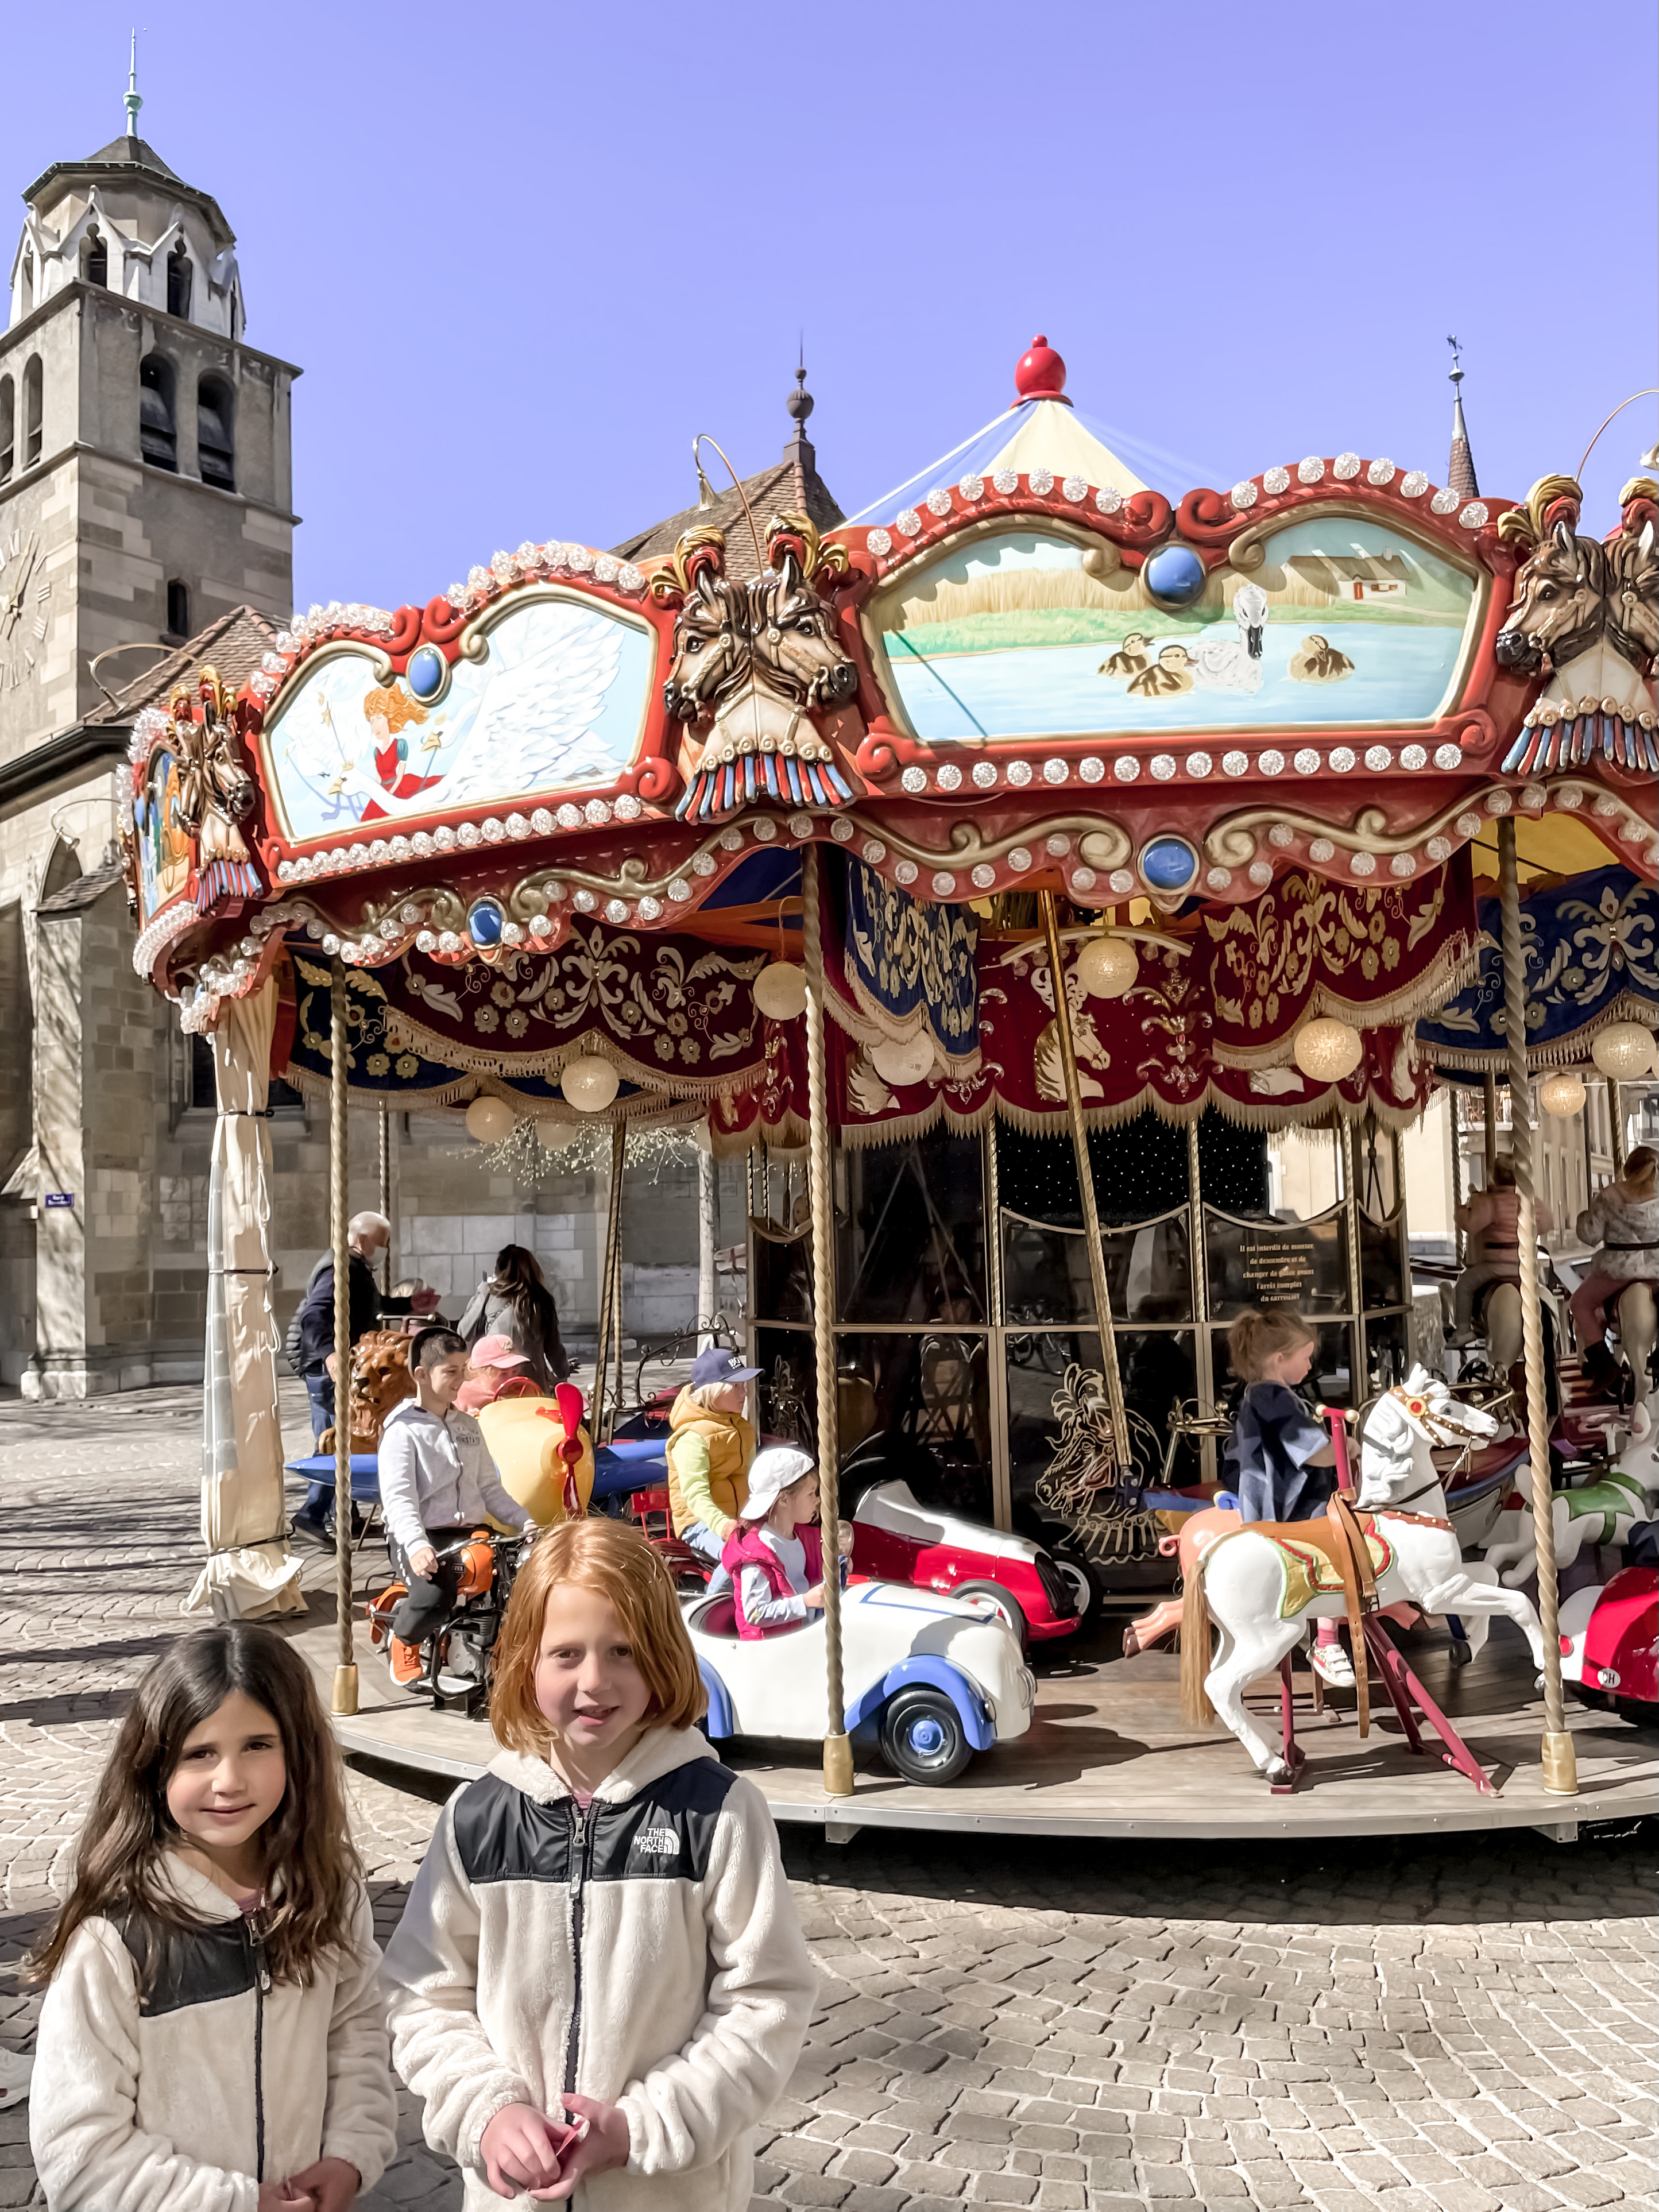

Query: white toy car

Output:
[685, 1578, 1035, 1784]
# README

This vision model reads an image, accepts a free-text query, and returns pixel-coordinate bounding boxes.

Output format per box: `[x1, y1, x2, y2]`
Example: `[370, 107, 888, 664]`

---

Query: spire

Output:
[784, 342, 817, 505]
[124, 29, 142, 140]
[1447, 334, 1479, 499]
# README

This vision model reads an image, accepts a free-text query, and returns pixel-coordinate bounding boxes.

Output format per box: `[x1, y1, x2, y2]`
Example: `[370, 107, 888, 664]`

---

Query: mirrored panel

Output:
[1003, 1208, 1193, 1326]
[1212, 1319, 1355, 1410]
[751, 1227, 813, 1325]
[1359, 1206, 1406, 1312]
[837, 1138, 986, 1325]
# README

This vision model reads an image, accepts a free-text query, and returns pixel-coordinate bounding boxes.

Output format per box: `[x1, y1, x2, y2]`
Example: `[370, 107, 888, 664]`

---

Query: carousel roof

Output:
[117, 332, 1658, 1132]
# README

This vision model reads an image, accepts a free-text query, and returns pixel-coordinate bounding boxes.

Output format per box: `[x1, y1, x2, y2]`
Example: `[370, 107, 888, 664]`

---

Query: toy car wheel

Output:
[953, 1580, 1028, 1650]
[1047, 1547, 1104, 1629]
[1449, 1637, 1473, 1666]
[879, 1687, 973, 1785]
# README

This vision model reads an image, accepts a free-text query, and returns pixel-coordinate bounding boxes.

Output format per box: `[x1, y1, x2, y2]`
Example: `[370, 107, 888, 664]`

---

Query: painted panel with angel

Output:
[259, 591, 654, 840]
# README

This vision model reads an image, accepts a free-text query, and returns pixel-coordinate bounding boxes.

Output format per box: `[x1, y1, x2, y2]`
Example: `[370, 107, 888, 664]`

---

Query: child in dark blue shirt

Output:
[1221, 1307, 1351, 1685]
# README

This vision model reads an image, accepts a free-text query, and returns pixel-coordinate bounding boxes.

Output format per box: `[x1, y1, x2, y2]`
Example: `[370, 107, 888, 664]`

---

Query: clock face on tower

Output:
[0, 528, 52, 691]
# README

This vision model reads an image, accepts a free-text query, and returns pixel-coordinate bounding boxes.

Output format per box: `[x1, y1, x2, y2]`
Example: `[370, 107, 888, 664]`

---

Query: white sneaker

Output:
[1309, 1639, 1356, 1688]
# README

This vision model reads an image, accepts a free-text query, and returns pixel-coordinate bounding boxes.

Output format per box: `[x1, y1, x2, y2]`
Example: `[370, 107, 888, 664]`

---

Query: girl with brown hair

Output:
[28, 1623, 397, 2210]
[381, 1517, 815, 2209]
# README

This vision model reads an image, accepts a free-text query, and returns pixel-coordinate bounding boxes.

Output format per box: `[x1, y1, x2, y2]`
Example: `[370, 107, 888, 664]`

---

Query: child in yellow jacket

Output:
[666, 1347, 760, 1586]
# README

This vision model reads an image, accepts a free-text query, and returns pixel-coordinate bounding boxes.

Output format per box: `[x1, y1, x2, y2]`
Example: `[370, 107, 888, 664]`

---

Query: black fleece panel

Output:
[117, 1915, 260, 2018]
[454, 1762, 739, 1888]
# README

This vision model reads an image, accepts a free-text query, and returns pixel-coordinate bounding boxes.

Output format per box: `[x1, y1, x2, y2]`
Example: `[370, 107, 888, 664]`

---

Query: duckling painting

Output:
[1099, 631, 1152, 678]
[1127, 643, 1197, 698]
[1289, 633, 1356, 683]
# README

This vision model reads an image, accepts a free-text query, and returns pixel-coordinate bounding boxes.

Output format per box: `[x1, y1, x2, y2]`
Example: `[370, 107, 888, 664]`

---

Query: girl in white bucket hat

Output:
[720, 1448, 853, 1639]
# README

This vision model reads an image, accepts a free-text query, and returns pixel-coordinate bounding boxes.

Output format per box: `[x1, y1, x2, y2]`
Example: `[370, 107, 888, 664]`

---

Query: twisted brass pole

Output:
[802, 846, 853, 1797]
[1498, 818, 1575, 1796]
[330, 961, 357, 1715]
[594, 1122, 626, 1441]
[1039, 891, 1128, 1452]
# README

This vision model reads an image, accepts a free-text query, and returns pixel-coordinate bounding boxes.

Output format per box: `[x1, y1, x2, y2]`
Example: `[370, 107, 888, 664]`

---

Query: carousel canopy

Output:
[117, 337, 1658, 1139]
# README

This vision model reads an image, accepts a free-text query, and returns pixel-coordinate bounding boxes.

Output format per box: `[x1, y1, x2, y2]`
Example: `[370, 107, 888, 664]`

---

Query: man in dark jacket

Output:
[294, 1211, 437, 1541]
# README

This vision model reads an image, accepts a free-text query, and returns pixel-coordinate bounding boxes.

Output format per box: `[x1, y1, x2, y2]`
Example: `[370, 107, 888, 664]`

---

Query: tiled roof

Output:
[83, 605, 280, 728]
[614, 435, 844, 585]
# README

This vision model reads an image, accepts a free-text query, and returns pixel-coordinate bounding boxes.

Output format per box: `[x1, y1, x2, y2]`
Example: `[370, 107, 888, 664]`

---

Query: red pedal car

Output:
[1558, 1566, 1658, 1726]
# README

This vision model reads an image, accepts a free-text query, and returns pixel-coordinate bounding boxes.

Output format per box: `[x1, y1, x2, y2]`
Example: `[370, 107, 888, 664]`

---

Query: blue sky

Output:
[13, 2, 1656, 617]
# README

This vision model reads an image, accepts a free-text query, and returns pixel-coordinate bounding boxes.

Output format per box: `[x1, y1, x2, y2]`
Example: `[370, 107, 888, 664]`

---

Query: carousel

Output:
[121, 337, 1659, 1839]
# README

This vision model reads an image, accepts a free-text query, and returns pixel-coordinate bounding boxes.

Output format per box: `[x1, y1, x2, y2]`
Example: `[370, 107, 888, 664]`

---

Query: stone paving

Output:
[1, 1384, 1654, 2211]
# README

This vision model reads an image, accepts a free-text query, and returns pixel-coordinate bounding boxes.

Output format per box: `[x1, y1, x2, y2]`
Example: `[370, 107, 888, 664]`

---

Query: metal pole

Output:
[594, 1122, 625, 1439]
[1450, 1086, 1466, 1266]
[1038, 892, 1129, 1453]
[984, 1116, 1011, 1532]
[801, 846, 853, 1798]
[1498, 817, 1575, 1797]
[1188, 1115, 1216, 1482]
[1340, 1115, 1366, 1401]
[1606, 1074, 1625, 1175]
[377, 1105, 392, 1297]
[329, 961, 357, 1715]
[1483, 1070, 1499, 1181]
[697, 1142, 718, 1345]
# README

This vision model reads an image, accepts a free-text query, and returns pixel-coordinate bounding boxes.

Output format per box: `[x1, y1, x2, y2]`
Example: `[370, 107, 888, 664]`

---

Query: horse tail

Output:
[1179, 1571, 1215, 1727]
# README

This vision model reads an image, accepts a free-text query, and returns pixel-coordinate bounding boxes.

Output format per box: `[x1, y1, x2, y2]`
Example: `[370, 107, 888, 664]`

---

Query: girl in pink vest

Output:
[721, 1449, 852, 1639]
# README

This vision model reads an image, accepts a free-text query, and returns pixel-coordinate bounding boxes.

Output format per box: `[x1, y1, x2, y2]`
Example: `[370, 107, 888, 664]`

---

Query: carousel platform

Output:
[284, 1574, 1658, 1844]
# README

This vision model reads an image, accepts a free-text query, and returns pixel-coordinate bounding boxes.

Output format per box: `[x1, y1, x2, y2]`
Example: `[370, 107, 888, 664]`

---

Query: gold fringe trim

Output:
[823, 972, 983, 1079]
[1421, 992, 1659, 1074]
[373, 1007, 771, 1103]
[834, 1078, 1431, 1151]
[1212, 931, 1483, 1070]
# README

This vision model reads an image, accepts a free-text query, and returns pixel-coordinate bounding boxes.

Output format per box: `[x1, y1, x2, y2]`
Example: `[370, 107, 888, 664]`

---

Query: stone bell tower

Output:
[0, 57, 300, 1393]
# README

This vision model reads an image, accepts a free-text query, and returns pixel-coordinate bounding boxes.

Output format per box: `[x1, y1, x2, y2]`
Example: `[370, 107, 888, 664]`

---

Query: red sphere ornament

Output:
[1014, 334, 1068, 404]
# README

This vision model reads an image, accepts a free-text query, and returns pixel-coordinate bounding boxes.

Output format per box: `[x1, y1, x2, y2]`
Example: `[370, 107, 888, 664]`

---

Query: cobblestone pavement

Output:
[2, 1385, 1654, 2212]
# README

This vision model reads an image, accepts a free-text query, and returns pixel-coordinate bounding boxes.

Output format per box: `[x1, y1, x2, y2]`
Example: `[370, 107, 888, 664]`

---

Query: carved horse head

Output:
[1495, 474, 1607, 672]
[655, 528, 750, 725]
[1355, 1366, 1500, 1511]
[750, 514, 858, 713]
[171, 668, 258, 880]
[1607, 476, 1659, 670]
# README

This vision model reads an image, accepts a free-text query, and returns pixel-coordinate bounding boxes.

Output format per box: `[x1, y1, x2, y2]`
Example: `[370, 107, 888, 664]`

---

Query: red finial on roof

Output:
[1014, 334, 1068, 405]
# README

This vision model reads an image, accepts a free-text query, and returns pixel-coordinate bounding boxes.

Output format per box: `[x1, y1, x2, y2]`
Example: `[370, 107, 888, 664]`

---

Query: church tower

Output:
[0, 61, 300, 1395]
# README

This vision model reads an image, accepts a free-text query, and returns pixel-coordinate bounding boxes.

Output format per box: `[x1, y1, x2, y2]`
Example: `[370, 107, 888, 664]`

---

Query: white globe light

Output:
[535, 1116, 582, 1152]
[1293, 1016, 1363, 1084]
[1591, 1022, 1658, 1081]
[871, 1032, 937, 1086]
[1538, 1072, 1587, 1119]
[1076, 934, 1139, 1000]
[560, 1054, 620, 1112]
[464, 1095, 516, 1145]
[753, 960, 807, 1021]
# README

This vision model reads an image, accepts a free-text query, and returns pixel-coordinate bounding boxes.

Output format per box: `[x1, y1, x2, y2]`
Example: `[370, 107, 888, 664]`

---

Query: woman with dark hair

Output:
[28, 1622, 397, 2208]
[458, 1242, 570, 1386]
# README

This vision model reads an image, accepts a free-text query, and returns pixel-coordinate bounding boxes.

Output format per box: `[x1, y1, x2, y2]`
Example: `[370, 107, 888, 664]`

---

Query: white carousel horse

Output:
[1482, 1394, 1659, 1587]
[1181, 1366, 1546, 1782]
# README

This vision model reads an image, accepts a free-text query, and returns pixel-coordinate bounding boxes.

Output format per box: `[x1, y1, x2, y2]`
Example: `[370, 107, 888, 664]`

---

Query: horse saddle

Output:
[1251, 1496, 1382, 1736]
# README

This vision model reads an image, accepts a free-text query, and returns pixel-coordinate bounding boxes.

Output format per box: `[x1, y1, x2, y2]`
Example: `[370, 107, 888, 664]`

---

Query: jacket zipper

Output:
[249, 1923, 271, 2180]
[563, 1803, 590, 2097]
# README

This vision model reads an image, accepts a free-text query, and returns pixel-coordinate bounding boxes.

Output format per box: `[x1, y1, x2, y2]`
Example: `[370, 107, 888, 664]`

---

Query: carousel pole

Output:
[329, 961, 357, 1716]
[377, 1105, 392, 1298]
[801, 845, 853, 1799]
[1483, 1070, 1499, 1182]
[594, 1122, 625, 1440]
[1038, 892, 1129, 1452]
[1187, 1116, 1215, 1480]
[1498, 817, 1576, 1797]
[1339, 1115, 1367, 1398]
[1450, 1089, 1466, 1266]
[1606, 1076, 1626, 1175]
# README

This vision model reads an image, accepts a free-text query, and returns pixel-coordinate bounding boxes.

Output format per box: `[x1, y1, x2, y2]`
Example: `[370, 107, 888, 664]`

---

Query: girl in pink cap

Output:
[455, 1333, 540, 1411]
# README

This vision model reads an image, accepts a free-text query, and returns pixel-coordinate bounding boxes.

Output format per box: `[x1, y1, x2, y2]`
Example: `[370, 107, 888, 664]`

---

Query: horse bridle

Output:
[1378, 1383, 1491, 1510]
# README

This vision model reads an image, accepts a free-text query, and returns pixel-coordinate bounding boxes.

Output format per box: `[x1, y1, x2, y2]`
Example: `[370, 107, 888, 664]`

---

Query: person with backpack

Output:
[287, 1212, 437, 1544]
[456, 1243, 570, 1388]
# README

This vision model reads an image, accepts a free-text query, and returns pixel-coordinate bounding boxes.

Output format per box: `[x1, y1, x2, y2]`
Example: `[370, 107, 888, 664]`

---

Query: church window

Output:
[0, 378, 13, 482]
[21, 253, 34, 307]
[83, 227, 108, 287]
[139, 354, 176, 471]
[167, 579, 190, 636]
[22, 356, 42, 468]
[167, 241, 192, 319]
[197, 376, 235, 490]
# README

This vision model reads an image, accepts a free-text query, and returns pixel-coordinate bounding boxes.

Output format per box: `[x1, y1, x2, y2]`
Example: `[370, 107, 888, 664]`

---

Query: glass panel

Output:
[1356, 1122, 1398, 1217]
[751, 1228, 813, 1325]
[1002, 1208, 1192, 1325]
[834, 1329, 992, 1523]
[1359, 1206, 1405, 1312]
[754, 1327, 815, 1448]
[1212, 1320, 1355, 1410]
[1267, 1124, 1342, 1221]
[837, 1137, 986, 1324]
[1205, 1204, 1350, 1320]
[1006, 1328, 1199, 1533]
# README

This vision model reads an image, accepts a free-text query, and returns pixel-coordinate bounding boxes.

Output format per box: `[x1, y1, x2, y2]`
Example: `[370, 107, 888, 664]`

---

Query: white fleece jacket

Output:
[381, 1727, 816, 2212]
[28, 1859, 397, 2212]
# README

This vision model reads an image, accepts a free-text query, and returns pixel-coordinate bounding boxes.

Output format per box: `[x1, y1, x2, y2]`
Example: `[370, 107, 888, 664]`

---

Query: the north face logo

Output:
[633, 1827, 679, 1854]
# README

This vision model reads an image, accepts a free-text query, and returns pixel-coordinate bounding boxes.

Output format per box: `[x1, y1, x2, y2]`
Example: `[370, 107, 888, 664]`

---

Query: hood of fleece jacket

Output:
[486, 1726, 717, 1808]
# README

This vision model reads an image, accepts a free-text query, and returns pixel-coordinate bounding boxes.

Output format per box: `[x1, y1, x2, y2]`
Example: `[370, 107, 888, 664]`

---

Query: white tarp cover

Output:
[185, 976, 305, 1619]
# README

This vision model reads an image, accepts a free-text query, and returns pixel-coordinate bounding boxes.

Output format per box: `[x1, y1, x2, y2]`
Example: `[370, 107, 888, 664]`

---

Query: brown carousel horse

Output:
[653, 512, 860, 819]
[171, 667, 263, 906]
